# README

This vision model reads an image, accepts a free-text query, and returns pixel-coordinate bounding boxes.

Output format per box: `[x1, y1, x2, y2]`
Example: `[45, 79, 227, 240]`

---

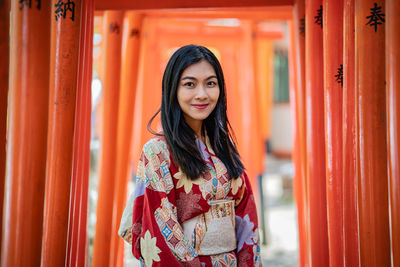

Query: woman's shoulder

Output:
[142, 134, 170, 162]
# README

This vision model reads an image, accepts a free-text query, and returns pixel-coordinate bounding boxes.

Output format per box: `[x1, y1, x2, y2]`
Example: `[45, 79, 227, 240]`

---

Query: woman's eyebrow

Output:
[181, 76, 196, 80]
[181, 75, 217, 80]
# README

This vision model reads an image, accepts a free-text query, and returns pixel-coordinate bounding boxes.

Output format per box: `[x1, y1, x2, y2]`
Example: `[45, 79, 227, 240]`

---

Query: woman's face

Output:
[177, 59, 220, 131]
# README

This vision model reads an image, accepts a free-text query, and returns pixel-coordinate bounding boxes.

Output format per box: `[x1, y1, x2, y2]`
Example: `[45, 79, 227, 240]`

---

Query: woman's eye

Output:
[184, 82, 195, 87]
[207, 81, 217, 86]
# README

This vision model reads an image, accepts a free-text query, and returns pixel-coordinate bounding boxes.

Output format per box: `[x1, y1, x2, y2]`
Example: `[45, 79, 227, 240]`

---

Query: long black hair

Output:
[149, 44, 244, 180]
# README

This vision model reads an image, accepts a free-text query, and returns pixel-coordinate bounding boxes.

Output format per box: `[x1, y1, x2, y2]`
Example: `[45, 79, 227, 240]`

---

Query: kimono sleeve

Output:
[235, 172, 262, 267]
[131, 139, 201, 267]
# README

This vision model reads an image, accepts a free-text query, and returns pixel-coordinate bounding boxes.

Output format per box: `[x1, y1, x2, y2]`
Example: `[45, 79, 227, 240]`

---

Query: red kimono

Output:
[125, 135, 261, 266]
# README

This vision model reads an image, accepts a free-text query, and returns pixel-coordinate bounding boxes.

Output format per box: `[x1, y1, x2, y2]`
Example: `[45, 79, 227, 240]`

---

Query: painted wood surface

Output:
[1, 1, 50, 266]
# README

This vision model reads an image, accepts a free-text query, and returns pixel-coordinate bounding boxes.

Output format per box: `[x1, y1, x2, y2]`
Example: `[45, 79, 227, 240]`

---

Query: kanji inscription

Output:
[54, 0, 75, 21]
[335, 64, 343, 88]
[19, 0, 41, 10]
[109, 23, 120, 34]
[366, 2, 385, 32]
[299, 17, 305, 35]
[314, 5, 323, 28]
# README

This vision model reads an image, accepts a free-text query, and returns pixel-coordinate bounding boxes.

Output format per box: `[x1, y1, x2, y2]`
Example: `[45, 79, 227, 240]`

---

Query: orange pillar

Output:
[342, 0, 359, 266]
[253, 23, 284, 151]
[288, 19, 304, 266]
[323, 0, 344, 265]
[292, 0, 308, 266]
[386, 0, 400, 266]
[66, 0, 94, 266]
[241, 20, 261, 195]
[41, 0, 82, 266]
[92, 10, 124, 267]
[0, 0, 9, 255]
[131, 17, 159, 170]
[305, 0, 330, 265]
[110, 11, 143, 267]
[1, 1, 50, 266]
[92, 14, 105, 143]
[254, 38, 273, 150]
[356, 0, 391, 266]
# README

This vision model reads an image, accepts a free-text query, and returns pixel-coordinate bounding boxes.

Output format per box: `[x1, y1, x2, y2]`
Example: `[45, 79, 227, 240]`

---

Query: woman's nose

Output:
[195, 85, 208, 99]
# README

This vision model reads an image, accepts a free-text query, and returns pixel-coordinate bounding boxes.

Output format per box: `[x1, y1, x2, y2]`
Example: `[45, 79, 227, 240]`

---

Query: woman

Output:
[120, 45, 261, 266]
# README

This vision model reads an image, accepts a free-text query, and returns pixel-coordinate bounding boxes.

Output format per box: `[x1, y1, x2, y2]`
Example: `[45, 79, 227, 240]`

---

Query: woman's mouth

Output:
[192, 104, 209, 109]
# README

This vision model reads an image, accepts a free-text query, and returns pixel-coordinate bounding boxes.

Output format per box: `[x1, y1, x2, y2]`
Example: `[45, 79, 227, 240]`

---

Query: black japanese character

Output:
[366, 2, 385, 32]
[19, 0, 41, 10]
[55, 0, 75, 21]
[335, 64, 343, 88]
[130, 28, 139, 37]
[299, 17, 305, 35]
[315, 5, 323, 28]
[109, 23, 120, 34]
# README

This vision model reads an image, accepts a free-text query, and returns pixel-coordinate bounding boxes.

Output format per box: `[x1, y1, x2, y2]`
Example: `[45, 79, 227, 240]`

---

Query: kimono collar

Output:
[195, 135, 215, 161]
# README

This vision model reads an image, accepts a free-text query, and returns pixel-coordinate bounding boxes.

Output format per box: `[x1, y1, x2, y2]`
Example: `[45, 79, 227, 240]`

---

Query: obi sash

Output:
[182, 199, 237, 255]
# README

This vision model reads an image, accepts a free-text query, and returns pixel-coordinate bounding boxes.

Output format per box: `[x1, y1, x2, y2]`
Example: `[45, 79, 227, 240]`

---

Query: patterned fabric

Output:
[126, 135, 261, 266]
[211, 252, 238, 267]
[197, 200, 236, 255]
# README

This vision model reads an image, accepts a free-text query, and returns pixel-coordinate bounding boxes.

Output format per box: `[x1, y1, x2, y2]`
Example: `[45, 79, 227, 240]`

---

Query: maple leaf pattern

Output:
[140, 230, 161, 266]
[174, 167, 204, 193]
[176, 191, 203, 222]
[236, 215, 256, 252]
[230, 176, 243, 195]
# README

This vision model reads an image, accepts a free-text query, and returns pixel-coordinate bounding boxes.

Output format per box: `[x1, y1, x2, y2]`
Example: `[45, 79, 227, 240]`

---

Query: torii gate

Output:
[0, 0, 399, 267]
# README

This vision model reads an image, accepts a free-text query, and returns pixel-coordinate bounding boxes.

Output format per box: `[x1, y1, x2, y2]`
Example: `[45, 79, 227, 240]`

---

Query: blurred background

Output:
[4, 1, 399, 266]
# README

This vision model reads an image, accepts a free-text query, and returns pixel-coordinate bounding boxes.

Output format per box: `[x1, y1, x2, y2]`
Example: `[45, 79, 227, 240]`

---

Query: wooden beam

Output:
[144, 6, 293, 21]
[95, 0, 294, 10]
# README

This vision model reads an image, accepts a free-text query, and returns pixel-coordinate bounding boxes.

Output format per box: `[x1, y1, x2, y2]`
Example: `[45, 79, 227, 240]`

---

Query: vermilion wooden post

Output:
[253, 23, 284, 155]
[241, 20, 260, 195]
[1, 1, 50, 266]
[92, 14, 104, 143]
[342, 0, 359, 265]
[305, 0, 330, 265]
[288, 19, 305, 266]
[293, 0, 308, 265]
[323, 0, 344, 265]
[110, 11, 143, 267]
[66, 0, 94, 266]
[0, 0, 9, 255]
[355, 0, 391, 266]
[131, 17, 157, 171]
[386, 0, 400, 266]
[254, 38, 273, 151]
[92, 10, 124, 267]
[41, 0, 82, 266]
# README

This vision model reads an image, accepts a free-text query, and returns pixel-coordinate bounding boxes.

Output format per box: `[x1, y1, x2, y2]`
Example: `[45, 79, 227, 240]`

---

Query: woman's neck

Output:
[189, 121, 204, 141]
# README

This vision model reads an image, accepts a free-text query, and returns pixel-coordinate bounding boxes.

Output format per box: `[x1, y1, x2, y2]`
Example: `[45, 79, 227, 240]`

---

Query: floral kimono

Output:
[120, 135, 261, 266]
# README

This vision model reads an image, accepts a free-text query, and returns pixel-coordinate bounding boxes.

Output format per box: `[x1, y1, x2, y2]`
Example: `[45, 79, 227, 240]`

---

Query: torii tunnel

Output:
[0, 0, 399, 266]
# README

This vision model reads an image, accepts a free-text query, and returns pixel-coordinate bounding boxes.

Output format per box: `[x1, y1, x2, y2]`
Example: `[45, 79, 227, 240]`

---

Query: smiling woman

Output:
[119, 45, 261, 266]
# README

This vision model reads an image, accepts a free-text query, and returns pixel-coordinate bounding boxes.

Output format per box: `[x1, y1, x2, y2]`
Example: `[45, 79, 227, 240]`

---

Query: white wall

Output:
[270, 103, 293, 155]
